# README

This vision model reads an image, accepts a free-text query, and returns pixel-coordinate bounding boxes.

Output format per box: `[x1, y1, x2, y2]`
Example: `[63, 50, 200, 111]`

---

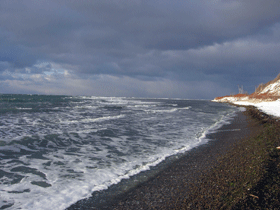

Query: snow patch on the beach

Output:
[213, 97, 280, 118]
[234, 100, 280, 118]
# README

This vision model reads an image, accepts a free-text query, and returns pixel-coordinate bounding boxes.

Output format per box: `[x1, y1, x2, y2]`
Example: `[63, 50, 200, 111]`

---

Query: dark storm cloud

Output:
[59, 0, 280, 51]
[1, 0, 280, 97]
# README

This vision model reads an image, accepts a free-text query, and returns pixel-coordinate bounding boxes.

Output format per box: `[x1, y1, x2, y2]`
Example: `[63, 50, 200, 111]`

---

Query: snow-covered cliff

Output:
[214, 73, 280, 103]
[213, 74, 280, 117]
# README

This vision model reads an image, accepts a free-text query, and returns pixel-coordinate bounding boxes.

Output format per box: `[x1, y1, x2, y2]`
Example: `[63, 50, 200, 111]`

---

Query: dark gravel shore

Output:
[68, 106, 280, 209]
[109, 110, 263, 210]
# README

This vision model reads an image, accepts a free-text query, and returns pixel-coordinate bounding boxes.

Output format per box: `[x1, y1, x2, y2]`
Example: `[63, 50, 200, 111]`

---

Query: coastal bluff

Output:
[213, 73, 280, 104]
[213, 73, 280, 118]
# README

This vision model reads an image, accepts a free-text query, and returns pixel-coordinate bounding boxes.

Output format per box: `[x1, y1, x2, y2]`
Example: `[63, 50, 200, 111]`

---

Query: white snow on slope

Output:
[259, 79, 280, 95]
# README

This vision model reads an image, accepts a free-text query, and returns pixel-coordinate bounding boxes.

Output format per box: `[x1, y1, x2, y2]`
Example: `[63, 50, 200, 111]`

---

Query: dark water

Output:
[0, 94, 238, 209]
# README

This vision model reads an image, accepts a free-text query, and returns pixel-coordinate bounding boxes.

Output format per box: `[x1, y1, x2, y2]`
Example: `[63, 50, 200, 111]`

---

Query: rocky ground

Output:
[180, 106, 280, 209]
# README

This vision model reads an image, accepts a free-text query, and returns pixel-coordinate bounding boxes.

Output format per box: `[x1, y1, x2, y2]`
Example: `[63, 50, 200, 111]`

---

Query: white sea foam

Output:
[61, 114, 125, 124]
[198, 111, 237, 142]
[148, 106, 191, 113]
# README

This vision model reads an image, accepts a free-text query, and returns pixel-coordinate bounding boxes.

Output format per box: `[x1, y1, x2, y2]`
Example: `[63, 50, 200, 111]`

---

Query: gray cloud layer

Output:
[1, 0, 280, 98]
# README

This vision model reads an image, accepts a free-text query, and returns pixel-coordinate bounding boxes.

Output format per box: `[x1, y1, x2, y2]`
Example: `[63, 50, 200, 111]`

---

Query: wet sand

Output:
[68, 110, 263, 209]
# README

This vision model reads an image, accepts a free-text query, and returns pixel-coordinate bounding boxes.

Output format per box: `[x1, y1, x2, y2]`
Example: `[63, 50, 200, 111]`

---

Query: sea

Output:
[0, 94, 239, 209]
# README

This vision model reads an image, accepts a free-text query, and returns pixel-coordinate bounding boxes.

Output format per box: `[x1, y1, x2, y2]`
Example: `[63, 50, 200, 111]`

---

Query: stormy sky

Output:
[1, 0, 280, 99]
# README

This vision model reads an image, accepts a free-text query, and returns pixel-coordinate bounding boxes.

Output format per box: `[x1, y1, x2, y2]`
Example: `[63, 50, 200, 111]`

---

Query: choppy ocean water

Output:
[0, 94, 238, 209]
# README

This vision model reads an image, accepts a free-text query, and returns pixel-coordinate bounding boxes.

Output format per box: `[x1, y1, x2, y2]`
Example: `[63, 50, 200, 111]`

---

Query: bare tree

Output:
[238, 85, 244, 94]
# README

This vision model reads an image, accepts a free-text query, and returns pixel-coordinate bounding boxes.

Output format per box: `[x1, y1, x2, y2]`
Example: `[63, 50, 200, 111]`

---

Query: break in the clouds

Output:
[1, 0, 280, 98]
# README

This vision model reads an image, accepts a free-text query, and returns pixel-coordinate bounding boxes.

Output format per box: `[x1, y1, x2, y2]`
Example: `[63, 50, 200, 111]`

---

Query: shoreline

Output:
[111, 106, 280, 209]
[110, 110, 263, 209]
[68, 107, 265, 209]
[67, 105, 280, 209]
